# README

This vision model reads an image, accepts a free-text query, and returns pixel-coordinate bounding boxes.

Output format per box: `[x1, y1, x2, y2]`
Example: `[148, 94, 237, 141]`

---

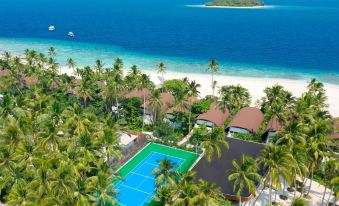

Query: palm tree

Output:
[291, 197, 308, 206]
[192, 179, 223, 206]
[289, 144, 309, 200]
[228, 155, 261, 206]
[304, 120, 331, 196]
[86, 171, 118, 206]
[113, 57, 123, 76]
[320, 159, 337, 206]
[48, 47, 57, 59]
[219, 85, 251, 114]
[211, 80, 217, 97]
[157, 62, 166, 85]
[148, 89, 163, 125]
[94, 59, 104, 76]
[201, 128, 229, 162]
[139, 73, 153, 132]
[66, 58, 76, 73]
[275, 120, 306, 147]
[152, 185, 174, 206]
[261, 85, 294, 124]
[6, 179, 36, 205]
[257, 144, 295, 206]
[172, 171, 199, 206]
[151, 159, 179, 186]
[187, 80, 200, 132]
[208, 59, 219, 96]
[97, 127, 121, 165]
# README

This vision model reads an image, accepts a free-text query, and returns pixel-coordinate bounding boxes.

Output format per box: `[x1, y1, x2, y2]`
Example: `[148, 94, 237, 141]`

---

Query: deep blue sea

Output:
[0, 0, 339, 84]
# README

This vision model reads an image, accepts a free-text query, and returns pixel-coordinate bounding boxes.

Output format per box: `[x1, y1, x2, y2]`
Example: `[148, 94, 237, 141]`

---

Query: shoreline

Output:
[60, 67, 339, 117]
[186, 4, 275, 9]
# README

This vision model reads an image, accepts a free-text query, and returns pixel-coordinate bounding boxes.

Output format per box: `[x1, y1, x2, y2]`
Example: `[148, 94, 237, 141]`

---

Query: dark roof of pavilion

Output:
[192, 137, 265, 199]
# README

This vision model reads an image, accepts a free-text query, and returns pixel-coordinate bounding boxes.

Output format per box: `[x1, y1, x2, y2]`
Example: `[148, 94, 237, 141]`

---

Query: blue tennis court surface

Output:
[115, 152, 184, 206]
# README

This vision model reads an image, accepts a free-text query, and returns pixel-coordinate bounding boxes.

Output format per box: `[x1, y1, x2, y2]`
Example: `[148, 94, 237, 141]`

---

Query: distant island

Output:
[205, 0, 264, 7]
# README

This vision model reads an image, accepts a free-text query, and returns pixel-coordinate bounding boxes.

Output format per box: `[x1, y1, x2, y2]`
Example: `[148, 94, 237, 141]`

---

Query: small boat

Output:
[68, 32, 75, 37]
[49, 26, 55, 31]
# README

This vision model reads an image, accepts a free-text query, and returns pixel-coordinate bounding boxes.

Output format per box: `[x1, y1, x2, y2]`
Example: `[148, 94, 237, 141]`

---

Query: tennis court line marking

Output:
[115, 142, 151, 173]
[117, 152, 155, 185]
[152, 152, 186, 171]
[152, 142, 200, 155]
[120, 184, 151, 195]
[131, 171, 155, 180]
[145, 161, 158, 167]
[152, 151, 185, 161]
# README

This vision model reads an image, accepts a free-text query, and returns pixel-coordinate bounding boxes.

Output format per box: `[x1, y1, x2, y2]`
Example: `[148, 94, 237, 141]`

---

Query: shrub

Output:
[154, 121, 178, 145]
[232, 132, 263, 143]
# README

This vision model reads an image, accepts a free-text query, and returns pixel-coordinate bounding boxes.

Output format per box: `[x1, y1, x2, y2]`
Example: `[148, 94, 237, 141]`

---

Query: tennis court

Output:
[115, 143, 199, 206]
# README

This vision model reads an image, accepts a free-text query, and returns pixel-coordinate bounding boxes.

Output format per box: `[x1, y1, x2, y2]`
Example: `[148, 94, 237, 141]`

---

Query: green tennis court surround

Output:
[114, 143, 200, 206]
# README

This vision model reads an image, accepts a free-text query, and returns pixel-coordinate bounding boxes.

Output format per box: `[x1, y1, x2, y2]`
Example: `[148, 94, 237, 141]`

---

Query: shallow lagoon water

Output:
[0, 0, 338, 84]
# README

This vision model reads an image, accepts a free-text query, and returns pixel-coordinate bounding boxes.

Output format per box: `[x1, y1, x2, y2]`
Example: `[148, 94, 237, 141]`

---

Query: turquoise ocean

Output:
[0, 0, 339, 84]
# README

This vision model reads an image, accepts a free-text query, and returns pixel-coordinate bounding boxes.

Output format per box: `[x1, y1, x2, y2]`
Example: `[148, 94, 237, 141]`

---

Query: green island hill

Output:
[205, 0, 264, 7]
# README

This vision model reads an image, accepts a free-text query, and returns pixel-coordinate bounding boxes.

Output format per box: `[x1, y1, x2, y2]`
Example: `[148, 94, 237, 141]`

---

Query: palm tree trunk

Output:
[293, 174, 297, 200]
[269, 173, 273, 206]
[142, 92, 146, 133]
[306, 169, 313, 196]
[211, 73, 214, 96]
[326, 186, 333, 206]
[115, 85, 119, 118]
[188, 105, 192, 132]
[252, 184, 265, 206]
[300, 176, 307, 197]
[332, 196, 337, 206]
[321, 186, 327, 206]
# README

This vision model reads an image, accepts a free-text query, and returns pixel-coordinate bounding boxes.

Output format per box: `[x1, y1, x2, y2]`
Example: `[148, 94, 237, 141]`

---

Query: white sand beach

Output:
[144, 70, 339, 118]
[60, 67, 339, 117]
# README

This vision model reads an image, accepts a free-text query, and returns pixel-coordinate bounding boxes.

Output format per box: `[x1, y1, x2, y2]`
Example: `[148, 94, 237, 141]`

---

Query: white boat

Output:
[68, 32, 75, 37]
[48, 26, 55, 31]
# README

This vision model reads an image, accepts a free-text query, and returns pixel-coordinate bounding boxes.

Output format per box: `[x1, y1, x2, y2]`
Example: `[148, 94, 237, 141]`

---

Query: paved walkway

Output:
[248, 178, 337, 206]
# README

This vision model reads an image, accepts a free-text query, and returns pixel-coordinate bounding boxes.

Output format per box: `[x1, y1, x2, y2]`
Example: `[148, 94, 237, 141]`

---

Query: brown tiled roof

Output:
[160, 92, 175, 110]
[265, 118, 284, 132]
[196, 102, 230, 127]
[333, 117, 339, 132]
[23, 77, 39, 87]
[125, 88, 152, 103]
[187, 97, 200, 104]
[71, 79, 81, 85]
[0, 69, 10, 77]
[329, 133, 339, 139]
[97, 81, 106, 88]
[228, 107, 264, 133]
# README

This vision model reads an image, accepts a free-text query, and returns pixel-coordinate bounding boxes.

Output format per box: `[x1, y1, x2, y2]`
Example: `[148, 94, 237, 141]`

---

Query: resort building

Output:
[192, 138, 265, 203]
[195, 102, 230, 130]
[263, 118, 284, 143]
[164, 96, 200, 129]
[147, 92, 175, 125]
[23, 77, 39, 88]
[125, 89, 176, 125]
[125, 88, 152, 103]
[227, 107, 264, 137]
[0, 69, 9, 77]
[119, 133, 138, 150]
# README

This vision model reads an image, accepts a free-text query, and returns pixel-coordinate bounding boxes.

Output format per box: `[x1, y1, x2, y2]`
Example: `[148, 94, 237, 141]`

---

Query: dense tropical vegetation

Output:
[0, 49, 338, 206]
